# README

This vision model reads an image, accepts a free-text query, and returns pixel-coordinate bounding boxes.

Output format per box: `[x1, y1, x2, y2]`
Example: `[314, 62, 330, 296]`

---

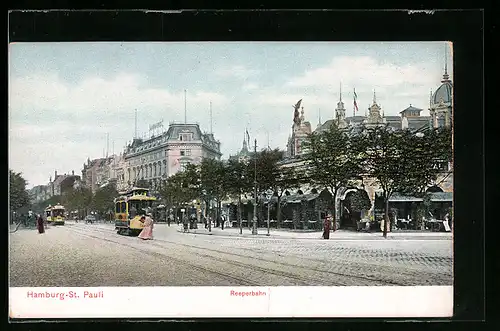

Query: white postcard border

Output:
[10, 286, 453, 319]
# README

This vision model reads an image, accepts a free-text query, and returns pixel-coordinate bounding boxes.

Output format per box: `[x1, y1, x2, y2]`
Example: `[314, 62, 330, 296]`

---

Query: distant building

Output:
[81, 157, 114, 193]
[229, 134, 253, 163]
[123, 122, 222, 193]
[111, 153, 128, 192]
[28, 170, 80, 204]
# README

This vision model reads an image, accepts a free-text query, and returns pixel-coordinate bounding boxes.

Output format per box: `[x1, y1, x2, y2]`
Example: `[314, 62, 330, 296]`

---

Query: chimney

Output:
[55, 170, 57, 178]
[72, 170, 74, 176]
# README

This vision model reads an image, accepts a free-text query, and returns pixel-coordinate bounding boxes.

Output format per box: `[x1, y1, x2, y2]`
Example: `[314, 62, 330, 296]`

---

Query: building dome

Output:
[432, 81, 452, 105]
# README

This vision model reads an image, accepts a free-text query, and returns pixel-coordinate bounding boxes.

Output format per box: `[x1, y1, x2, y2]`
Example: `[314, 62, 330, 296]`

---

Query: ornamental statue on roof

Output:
[293, 99, 303, 126]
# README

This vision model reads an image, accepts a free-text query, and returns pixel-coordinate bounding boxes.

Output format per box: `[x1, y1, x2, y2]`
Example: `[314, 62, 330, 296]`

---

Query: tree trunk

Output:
[332, 190, 337, 232]
[383, 195, 389, 238]
[276, 195, 282, 229]
[219, 200, 224, 230]
[215, 199, 219, 228]
[238, 194, 242, 234]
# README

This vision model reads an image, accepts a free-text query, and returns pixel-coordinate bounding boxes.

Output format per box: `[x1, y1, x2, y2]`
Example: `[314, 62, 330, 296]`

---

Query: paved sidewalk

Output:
[175, 225, 452, 240]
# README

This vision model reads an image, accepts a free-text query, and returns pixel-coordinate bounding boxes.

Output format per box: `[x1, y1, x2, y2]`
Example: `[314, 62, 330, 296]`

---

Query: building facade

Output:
[275, 65, 453, 229]
[81, 157, 115, 194]
[123, 122, 222, 193]
[28, 170, 81, 204]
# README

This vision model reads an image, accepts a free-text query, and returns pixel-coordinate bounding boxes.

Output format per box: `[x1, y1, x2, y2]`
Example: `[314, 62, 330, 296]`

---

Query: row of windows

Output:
[131, 132, 196, 153]
[129, 148, 195, 167]
[129, 150, 166, 166]
[128, 161, 167, 180]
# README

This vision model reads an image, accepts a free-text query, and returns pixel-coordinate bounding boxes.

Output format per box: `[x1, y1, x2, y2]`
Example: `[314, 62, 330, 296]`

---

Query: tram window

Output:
[115, 203, 120, 213]
[121, 202, 126, 213]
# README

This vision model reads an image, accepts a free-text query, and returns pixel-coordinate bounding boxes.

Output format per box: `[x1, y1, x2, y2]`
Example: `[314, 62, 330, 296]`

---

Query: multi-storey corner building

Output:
[123, 122, 222, 192]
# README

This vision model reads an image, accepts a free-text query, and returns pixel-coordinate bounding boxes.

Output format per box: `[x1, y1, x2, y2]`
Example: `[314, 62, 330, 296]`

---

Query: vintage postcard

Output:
[9, 41, 453, 319]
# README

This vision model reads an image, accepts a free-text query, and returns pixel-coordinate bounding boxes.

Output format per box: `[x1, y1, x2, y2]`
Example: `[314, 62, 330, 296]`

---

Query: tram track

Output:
[66, 224, 434, 286]
[67, 226, 261, 286]
[68, 226, 327, 286]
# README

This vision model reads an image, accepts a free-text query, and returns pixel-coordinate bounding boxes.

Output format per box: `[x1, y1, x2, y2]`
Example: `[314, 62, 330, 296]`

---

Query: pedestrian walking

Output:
[167, 216, 171, 227]
[27, 210, 35, 229]
[36, 214, 45, 234]
[138, 209, 154, 240]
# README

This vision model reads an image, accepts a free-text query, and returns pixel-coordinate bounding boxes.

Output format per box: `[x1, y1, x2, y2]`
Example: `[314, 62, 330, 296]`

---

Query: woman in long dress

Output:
[138, 213, 154, 240]
[36, 214, 45, 234]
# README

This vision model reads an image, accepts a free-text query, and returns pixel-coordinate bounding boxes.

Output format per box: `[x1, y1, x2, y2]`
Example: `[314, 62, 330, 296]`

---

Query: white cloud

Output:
[215, 65, 259, 80]
[9, 72, 229, 188]
[242, 82, 259, 91]
[10, 72, 229, 118]
[286, 56, 436, 88]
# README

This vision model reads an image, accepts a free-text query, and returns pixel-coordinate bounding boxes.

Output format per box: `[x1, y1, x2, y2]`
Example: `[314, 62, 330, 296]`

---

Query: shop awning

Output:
[387, 192, 453, 202]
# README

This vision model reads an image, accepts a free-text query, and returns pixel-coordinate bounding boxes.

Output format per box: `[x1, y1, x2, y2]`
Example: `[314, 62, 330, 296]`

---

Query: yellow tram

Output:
[51, 204, 66, 225]
[114, 187, 156, 236]
[45, 205, 53, 223]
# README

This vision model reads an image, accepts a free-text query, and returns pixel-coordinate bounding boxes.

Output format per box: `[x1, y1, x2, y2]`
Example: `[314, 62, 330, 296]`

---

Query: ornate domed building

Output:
[429, 60, 453, 128]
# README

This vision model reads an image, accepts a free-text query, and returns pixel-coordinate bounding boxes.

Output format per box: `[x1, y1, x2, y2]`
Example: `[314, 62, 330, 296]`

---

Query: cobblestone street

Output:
[9, 222, 453, 287]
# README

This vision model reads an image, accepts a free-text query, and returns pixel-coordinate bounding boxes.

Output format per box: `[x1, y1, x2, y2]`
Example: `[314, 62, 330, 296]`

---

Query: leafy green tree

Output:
[253, 148, 302, 228]
[62, 187, 92, 219]
[9, 170, 30, 213]
[90, 182, 118, 219]
[225, 158, 253, 232]
[160, 164, 200, 222]
[358, 124, 451, 237]
[160, 173, 185, 222]
[357, 125, 407, 238]
[302, 122, 365, 232]
[200, 158, 227, 227]
[396, 127, 452, 196]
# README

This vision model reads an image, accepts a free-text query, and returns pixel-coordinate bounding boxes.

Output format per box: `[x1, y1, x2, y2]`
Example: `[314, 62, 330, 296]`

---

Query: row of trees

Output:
[12, 122, 451, 237]
[156, 122, 451, 237]
[30, 183, 122, 220]
[157, 152, 302, 229]
[303, 123, 452, 237]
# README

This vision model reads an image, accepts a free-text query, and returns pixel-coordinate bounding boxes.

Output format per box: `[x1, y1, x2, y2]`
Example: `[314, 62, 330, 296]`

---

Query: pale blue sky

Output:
[9, 42, 453, 188]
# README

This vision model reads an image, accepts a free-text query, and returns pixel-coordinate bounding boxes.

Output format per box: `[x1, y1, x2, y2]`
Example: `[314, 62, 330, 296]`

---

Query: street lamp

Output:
[266, 189, 273, 236]
[180, 208, 186, 231]
[194, 199, 200, 229]
[252, 139, 258, 235]
[239, 174, 244, 235]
